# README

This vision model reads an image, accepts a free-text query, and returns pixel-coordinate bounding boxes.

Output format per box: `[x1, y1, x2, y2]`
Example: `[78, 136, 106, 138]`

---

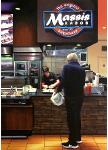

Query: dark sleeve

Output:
[56, 66, 66, 92]
[82, 69, 86, 86]
[50, 72, 57, 80]
[42, 75, 45, 83]
[61, 65, 66, 81]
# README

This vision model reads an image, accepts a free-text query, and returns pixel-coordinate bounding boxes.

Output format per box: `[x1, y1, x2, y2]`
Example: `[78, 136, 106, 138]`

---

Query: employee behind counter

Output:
[41, 66, 60, 89]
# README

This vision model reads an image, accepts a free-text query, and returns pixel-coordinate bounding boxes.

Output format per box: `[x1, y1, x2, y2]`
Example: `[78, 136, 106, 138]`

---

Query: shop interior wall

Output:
[13, 0, 106, 77]
[13, 7, 37, 46]
[43, 39, 107, 77]
[43, 56, 67, 75]
[43, 38, 107, 77]
[88, 0, 107, 77]
[88, 33, 107, 77]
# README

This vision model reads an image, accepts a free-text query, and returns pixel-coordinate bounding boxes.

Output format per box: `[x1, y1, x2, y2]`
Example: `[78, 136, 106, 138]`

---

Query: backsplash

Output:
[43, 49, 87, 74]
[43, 56, 67, 74]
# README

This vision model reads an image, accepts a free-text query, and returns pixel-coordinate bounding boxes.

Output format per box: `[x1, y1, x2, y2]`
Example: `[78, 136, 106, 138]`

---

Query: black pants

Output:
[65, 96, 83, 145]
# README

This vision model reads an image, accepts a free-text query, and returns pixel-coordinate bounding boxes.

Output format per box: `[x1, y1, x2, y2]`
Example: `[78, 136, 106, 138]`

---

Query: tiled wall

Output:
[43, 48, 87, 74]
[88, 40, 107, 76]
[43, 56, 67, 74]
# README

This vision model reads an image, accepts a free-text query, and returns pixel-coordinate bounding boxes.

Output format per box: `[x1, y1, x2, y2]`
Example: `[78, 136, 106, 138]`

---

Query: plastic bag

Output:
[50, 92, 64, 106]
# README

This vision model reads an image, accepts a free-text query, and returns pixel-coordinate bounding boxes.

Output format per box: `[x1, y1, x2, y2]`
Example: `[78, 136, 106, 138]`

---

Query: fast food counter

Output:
[34, 89, 107, 97]
[30, 90, 107, 135]
[1, 89, 107, 136]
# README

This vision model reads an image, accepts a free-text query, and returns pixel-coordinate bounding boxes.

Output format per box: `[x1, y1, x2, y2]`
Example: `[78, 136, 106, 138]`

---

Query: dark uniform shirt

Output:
[60, 61, 85, 97]
[42, 72, 57, 86]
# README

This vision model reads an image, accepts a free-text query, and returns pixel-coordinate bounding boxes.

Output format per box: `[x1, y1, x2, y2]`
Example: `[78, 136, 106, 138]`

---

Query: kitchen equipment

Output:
[85, 70, 94, 82]
[13, 47, 42, 88]
[93, 73, 99, 86]
[1, 47, 14, 76]
[14, 61, 28, 76]
[1, 46, 13, 55]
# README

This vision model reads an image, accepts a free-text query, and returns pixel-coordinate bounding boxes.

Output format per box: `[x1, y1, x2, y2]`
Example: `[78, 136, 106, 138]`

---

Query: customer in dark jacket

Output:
[58, 53, 85, 149]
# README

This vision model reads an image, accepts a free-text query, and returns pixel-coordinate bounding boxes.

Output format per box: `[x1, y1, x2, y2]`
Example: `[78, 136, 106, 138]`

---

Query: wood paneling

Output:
[13, 11, 37, 46]
[1, 104, 33, 130]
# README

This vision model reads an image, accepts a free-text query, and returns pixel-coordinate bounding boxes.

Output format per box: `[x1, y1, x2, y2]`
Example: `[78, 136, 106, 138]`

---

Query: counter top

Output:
[1, 95, 30, 99]
[1, 95, 30, 105]
[1, 90, 107, 100]
[31, 90, 107, 97]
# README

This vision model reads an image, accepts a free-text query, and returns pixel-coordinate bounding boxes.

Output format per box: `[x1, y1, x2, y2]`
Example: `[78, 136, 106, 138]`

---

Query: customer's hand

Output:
[54, 87, 57, 93]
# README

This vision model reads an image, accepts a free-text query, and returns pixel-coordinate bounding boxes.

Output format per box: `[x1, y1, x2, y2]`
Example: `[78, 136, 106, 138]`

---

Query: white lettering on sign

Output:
[43, 3, 93, 37]
[46, 13, 90, 26]
[46, 13, 64, 26]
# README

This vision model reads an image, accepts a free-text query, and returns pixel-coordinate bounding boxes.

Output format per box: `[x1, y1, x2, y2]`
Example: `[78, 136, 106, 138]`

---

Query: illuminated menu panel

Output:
[1, 14, 13, 45]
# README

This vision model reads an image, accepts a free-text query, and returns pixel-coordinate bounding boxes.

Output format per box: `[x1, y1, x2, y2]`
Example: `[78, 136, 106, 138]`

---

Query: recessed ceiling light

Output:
[47, 44, 52, 47]
[15, 7, 21, 10]
[76, 44, 81, 47]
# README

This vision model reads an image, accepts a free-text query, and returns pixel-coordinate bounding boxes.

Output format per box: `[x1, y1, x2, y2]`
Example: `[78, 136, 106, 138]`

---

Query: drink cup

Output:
[87, 83, 92, 95]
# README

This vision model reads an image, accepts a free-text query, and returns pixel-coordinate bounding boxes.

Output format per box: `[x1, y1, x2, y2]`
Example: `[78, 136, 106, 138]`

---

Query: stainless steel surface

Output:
[1, 87, 23, 90]
[1, 136, 27, 139]
[14, 61, 28, 76]
[1, 56, 14, 71]
[1, 76, 26, 79]
[1, 47, 13, 54]
[1, 77, 26, 88]
[85, 70, 94, 82]
[1, 54, 14, 76]
[1, 47, 42, 89]
[1, 88, 23, 97]
[14, 53, 42, 61]
[14, 59, 42, 88]
[14, 47, 42, 53]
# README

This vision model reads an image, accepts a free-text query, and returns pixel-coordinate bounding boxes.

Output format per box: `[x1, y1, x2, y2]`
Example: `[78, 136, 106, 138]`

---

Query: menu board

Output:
[1, 14, 13, 45]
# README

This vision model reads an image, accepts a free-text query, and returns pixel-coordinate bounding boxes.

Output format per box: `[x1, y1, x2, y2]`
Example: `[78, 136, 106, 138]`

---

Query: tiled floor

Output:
[1, 135, 107, 150]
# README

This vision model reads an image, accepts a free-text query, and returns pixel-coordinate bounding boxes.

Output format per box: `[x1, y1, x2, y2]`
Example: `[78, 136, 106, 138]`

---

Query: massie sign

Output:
[43, 3, 93, 38]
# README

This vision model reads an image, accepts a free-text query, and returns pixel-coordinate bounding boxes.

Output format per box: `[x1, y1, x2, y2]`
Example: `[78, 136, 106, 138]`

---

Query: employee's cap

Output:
[43, 66, 49, 72]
